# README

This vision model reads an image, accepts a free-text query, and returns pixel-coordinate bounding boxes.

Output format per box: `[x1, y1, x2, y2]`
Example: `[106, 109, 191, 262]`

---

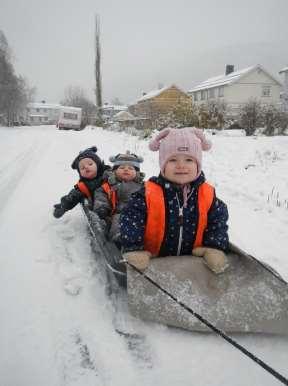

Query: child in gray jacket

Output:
[93, 151, 144, 245]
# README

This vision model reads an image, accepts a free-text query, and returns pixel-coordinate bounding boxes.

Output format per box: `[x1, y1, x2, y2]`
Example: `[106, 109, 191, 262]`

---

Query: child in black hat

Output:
[93, 151, 145, 244]
[53, 146, 110, 218]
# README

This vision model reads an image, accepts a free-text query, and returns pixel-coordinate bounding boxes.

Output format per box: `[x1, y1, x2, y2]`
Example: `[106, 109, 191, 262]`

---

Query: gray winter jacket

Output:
[93, 171, 145, 242]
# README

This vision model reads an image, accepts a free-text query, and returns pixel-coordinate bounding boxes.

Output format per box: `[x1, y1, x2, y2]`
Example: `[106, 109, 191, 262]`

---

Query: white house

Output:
[26, 102, 61, 125]
[102, 103, 128, 121]
[188, 64, 282, 117]
[279, 66, 288, 112]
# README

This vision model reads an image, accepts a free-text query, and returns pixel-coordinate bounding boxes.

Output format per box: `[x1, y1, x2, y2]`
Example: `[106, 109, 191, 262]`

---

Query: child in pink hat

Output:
[120, 127, 229, 273]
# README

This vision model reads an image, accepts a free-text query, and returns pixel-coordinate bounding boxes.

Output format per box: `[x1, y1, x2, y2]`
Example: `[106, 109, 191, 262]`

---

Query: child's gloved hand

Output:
[123, 250, 152, 271]
[192, 247, 229, 274]
[53, 204, 66, 218]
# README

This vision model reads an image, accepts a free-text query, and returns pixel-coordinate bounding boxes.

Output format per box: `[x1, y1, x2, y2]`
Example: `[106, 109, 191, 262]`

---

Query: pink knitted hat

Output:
[149, 127, 212, 178]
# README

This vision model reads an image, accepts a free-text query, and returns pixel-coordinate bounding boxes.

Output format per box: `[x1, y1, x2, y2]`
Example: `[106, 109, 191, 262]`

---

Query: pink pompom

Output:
[148, 138, 160, 151]
[148, 128, 171, 151]
[191, 128, 212, 151]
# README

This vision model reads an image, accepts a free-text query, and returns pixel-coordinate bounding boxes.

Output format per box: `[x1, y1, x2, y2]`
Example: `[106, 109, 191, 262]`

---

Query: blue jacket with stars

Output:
[120, 172, 229, 256]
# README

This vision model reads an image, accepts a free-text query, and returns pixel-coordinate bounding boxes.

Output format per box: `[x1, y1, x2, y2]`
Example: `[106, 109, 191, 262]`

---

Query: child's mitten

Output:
[123, 250, 151, 271]
[53, 204, 66, 219]
[192, 247, 229, 274]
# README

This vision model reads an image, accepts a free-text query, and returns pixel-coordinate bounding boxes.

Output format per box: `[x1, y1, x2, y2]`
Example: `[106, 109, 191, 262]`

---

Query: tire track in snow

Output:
[49, 213, 156, 385]
[0, 137, 51, 213]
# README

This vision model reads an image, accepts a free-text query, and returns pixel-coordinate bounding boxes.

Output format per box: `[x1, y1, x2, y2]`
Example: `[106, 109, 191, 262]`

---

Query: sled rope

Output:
[126, 261, 288, 386]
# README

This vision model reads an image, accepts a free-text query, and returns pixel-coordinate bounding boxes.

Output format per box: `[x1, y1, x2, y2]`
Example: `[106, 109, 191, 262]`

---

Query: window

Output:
[63, 112, 78, 120]
[218, 86, 224, 97]
[201, 90, 206, 100]
[208, 88, 215, 99]
[36, 108, 40, 112]
[262, 86, 271, 97]
[194, 92, 198, 102]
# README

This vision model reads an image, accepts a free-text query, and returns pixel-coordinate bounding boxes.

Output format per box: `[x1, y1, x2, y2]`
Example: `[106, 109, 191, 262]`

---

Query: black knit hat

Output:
[71, 146, 104, 177]
[109, 151, 143, 171]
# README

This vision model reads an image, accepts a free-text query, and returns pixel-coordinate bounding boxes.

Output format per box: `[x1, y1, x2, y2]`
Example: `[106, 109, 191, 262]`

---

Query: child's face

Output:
[78, 158, 98, 179]
[115, 164, 137, 182]
[163, 154, 198, 185]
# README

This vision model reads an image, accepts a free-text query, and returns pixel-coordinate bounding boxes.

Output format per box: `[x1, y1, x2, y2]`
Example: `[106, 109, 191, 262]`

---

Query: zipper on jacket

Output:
[176, 194, 183, 256]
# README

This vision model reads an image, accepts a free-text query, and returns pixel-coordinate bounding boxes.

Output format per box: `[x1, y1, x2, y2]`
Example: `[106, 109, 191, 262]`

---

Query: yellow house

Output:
[129, 84, 191, 119]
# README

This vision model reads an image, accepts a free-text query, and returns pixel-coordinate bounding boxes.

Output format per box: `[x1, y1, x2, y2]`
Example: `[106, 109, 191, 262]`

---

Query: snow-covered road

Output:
[0, 126, 287, 386]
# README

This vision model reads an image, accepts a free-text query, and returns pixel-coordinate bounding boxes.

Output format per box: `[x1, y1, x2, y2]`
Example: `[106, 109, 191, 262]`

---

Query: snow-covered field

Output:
[0, 125, 287, 386]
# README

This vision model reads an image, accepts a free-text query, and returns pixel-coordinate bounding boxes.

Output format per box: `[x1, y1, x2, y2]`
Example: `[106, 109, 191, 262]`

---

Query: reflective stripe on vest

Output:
[76, 181, 91, 199]
[102, 182, 117, 213]
[144, 181, 214, 256]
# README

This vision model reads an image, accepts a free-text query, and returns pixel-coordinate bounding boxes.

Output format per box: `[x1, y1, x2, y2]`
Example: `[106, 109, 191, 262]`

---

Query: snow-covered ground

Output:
[0, 125, 287, 386]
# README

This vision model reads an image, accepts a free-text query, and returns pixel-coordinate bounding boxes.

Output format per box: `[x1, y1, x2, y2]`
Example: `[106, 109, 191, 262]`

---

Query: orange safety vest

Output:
[144, 181, 214, 256]
[76, 181, 92, 199]
[101, 182, 117, 214]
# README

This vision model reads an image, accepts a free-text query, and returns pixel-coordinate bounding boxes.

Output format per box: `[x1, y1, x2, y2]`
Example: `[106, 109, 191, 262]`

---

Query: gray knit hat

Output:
[109, 151, 143, 171]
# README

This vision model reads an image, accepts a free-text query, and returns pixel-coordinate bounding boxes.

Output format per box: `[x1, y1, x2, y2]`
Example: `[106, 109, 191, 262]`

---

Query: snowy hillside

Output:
[0, 125, 287, 386]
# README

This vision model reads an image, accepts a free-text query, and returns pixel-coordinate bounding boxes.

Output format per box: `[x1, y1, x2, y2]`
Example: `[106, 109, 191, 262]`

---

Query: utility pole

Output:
[95, 14, 103, 123]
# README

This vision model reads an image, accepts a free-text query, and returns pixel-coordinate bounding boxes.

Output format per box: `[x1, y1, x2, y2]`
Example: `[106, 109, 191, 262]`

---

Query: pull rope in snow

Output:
[126, 261, 288, 386]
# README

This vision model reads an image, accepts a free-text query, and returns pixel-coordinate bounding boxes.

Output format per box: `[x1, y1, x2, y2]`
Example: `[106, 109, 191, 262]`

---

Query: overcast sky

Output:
[1, 0, 288, 105]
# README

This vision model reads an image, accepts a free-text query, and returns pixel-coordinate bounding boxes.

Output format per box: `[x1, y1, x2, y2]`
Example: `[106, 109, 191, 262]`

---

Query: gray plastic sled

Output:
[82, 203, 126, 287]
[127, 244, 288, 334]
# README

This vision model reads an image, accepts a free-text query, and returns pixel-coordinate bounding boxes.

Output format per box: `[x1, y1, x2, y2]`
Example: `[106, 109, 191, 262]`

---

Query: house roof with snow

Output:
[279, 66, 288, 74]
[27, 102, 62, 109]
[189, 65, 282, 93]
[114, 111, 136, 121]
[102, 104, 127, 111]
[136, 84, 187, 103]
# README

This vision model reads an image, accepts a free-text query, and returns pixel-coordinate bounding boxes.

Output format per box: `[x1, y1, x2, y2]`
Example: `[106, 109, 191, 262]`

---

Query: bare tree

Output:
[111, 97, 123, 106]
[239, 99, 262, 136]
[0, 31, 11, 60]
[0, 30, 31, 126]
[198, 104, 209, 129]
[62, 85, 86, 106]
[262, 104, 283, 136]
[61, 85, 96, 127]
[197, 100, 227, 129]
[172, 98, 199, 127]
[95, 14, 103, 123]
[278, 112, 288, 134]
